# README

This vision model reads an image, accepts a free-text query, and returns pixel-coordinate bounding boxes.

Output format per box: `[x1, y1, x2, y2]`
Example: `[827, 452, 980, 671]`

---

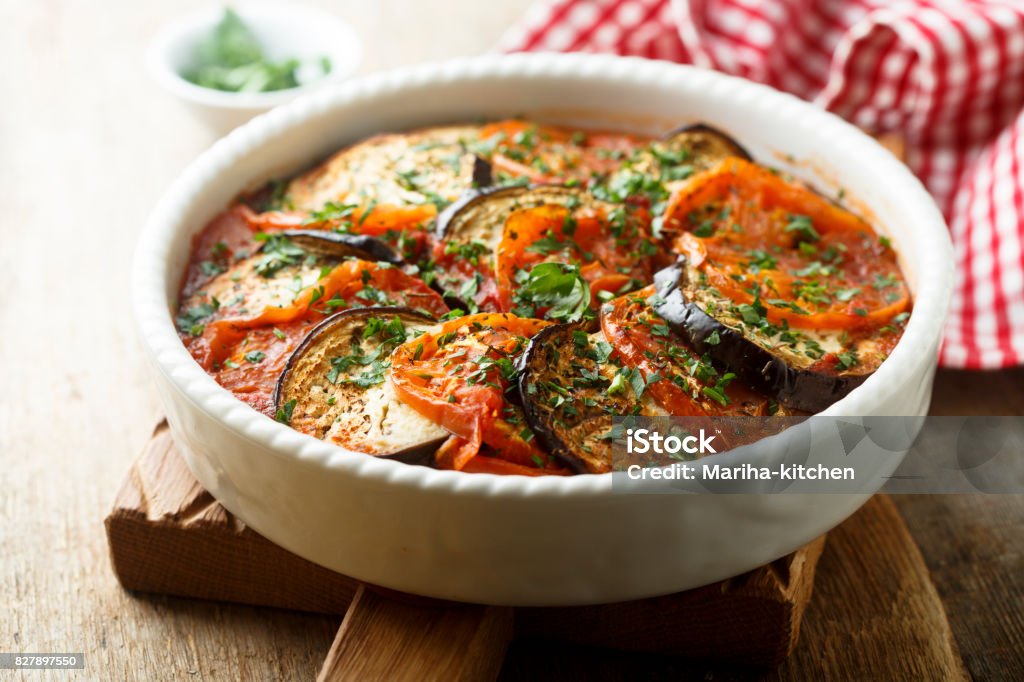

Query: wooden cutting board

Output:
[105, 421, 967, 680]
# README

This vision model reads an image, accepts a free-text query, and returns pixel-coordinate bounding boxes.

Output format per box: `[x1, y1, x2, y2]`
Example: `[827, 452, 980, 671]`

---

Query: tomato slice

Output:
[600, 287, 779, 417]
[185, 260, 449, 414]
[429, 240, 504, 314]
[242, 203, 436, 235]
[664, 158, 910, 331]
[181, 206, 262, 297]
[209, 260, 445, 338]
[461, 449, 571, 476]
[238, 203, 437, 261]
[389, 313, 551, 470]
[495, 203, 653, 312]
[199, 322, 311, 416]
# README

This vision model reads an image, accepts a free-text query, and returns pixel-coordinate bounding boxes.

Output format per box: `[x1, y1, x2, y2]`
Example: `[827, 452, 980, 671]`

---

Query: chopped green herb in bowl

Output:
[184, 8, 332, 93]
[149, 3, 360, 130]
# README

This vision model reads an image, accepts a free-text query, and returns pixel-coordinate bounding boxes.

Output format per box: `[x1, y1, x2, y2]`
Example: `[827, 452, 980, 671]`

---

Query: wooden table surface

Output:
[2, 1, 1021, 679]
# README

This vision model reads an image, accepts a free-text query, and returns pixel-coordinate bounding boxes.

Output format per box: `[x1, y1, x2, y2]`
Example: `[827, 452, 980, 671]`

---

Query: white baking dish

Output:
[132, 53, 952, 606]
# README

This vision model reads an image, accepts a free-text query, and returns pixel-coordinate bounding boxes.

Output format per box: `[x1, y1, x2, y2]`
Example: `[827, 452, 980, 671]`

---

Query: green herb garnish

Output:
[275, 399, 296, 424]
[252, 233, 306, 278]
[512, 262, 591, 323]
[184, 9, 332, 93]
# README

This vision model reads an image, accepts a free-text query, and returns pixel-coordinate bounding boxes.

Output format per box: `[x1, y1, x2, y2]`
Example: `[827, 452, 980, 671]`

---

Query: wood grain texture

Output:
[0, 0, 1021, 677]
[515, 537, 825, 665]
[501, 496, 969, 682]
[105, 422, 360, 614]
[318, 586, 513, 682]
[106, 424, 824, 666]
[893, 494, 1024, 682]
[893, 367, 1024, 682]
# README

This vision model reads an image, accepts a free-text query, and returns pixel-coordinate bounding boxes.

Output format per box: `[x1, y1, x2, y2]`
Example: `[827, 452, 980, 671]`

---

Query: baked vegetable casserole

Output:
[175, 120, 911, 475]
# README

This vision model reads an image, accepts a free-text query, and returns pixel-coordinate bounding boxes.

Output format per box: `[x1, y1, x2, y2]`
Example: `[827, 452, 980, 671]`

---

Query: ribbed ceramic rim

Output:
[132, 53, 953, 498]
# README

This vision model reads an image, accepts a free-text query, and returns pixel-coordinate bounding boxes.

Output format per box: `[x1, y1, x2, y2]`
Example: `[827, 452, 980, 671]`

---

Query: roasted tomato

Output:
[181, 205, 262, 298]
[600, 286, 780, 417]
[196, 322, 311, 416]
[238, 203, 437, 261]
[495, 199, 654, 313]
[179, 255, 448, 416]
[389, 313, 556, 472]
[652, 260, 905, 412]
[460, 447, 572, 476]
[431, 185, 598, 314]
[663, 158, 910, 331]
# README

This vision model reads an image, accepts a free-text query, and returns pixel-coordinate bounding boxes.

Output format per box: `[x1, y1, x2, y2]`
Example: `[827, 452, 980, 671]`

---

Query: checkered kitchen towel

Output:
[499, 0, 1024, 369]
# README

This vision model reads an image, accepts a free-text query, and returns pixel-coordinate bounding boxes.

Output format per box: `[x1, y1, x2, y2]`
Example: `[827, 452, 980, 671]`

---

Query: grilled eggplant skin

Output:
[518, 323, 613, 474]
[616, 124, 752, 186]
[652, 263, 867, 413]
[274, 306, 449, 463]
[518, 322, 664, 474]
[661, 124, 751, 166]
[281, 230, 403, 265]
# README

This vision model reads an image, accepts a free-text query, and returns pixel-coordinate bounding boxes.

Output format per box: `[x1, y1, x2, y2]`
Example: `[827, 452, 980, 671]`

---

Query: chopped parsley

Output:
[693, 220, 716, 238]
[444, 240, 490, 265]
[524, 233, 567, 255]
[305, 201, 358, 226]
[199, 260, 225, 277]
[252, 234, 306, 278]
[736, 297, 768, 326]
[176, 300, 219, 337]
[784, 214, 820, 243]
[244, 350, 266, 363]
[325, 316, 410, 387]
[512, 262, 591, 323]
[835, 287, 861, 302]
[746, 250, 778, 273]
[184, 9, 331, 93]
[837, 351, 859, 370]
[275, 399, 296, 424]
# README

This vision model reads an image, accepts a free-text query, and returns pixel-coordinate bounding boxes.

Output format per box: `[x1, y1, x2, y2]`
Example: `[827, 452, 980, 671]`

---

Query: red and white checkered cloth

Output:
[499, 0, 1024, 369]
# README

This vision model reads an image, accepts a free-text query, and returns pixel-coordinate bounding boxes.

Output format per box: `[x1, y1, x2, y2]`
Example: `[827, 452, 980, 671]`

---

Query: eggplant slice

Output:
[281, 230, 401, 265]
[653, 262, 878, 413]
[433, 184, 611, 309]
[284, 125, 491, 211]
[661, 124, 751, 168]
[436, 184, 595, 256]
[274, 307, 449, 462]
[177, 231, 400, 328]
[607, 123, 751, 187]
[518, 322, 666, 474]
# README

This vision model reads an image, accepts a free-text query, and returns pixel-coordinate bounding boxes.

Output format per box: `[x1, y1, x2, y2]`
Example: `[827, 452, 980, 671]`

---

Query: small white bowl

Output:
[147, 2, 362, 133]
